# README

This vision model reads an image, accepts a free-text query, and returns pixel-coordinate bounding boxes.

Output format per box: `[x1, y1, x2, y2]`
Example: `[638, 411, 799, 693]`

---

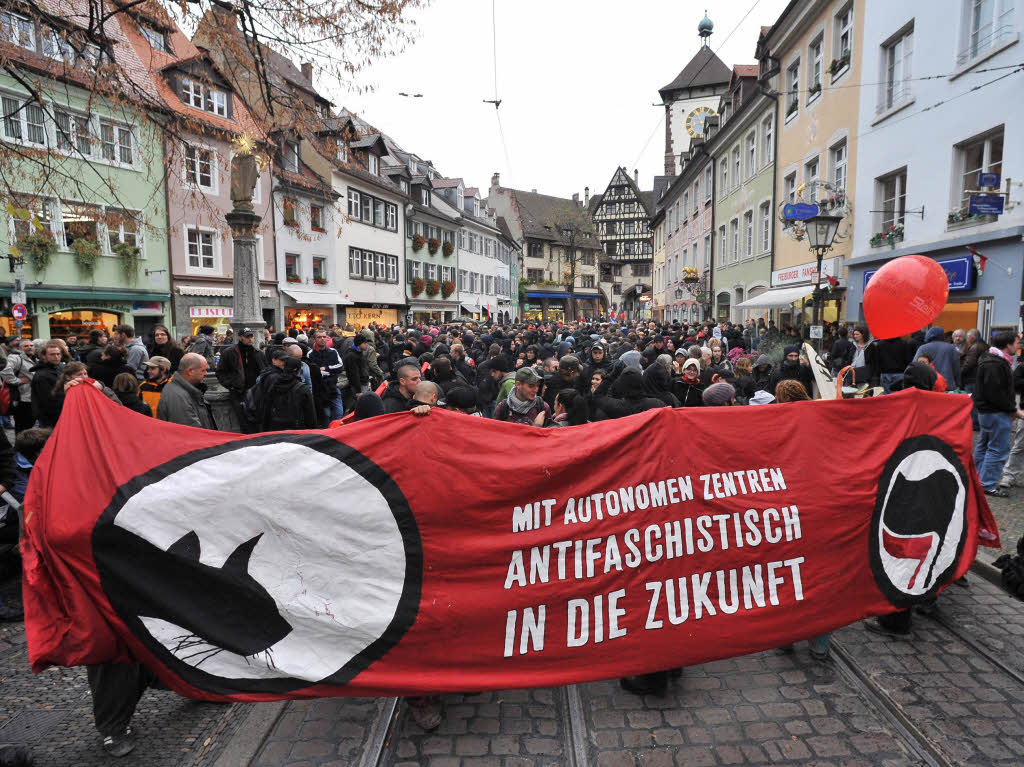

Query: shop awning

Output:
[281, 289, 351, 306]
[735, 285, 814, 309]
[461, 302, 480, 314]
[15, 287, 170, 301]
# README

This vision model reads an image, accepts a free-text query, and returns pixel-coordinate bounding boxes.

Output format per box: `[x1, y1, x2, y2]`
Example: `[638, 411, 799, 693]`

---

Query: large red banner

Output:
[22, 386, 998, 701]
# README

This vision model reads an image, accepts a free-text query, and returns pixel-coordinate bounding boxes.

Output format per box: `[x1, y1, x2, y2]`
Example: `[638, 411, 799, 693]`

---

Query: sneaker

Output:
[810, 647, 830, 662]
[102, 727, 135, 758]
[954, 575, 969, 588]
[406, 697, 442, 731]
[864, 618, 911, 638]
[0, 603, 23, 622]
[984, 487, 1010, 498]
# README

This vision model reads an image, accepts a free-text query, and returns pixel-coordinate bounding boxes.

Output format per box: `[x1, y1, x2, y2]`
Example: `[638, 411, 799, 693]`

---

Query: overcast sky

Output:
[332, 0, 790, 200]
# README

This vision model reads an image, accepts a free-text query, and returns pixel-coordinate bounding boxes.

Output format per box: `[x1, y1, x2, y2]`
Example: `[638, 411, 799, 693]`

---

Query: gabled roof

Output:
[732, 64, 759, 80]
[350, 134, 390, 155]
[659, 46, 732, 96]
[652, 175, 673, 205]
[597, 167, 655, 216]
[410, 175, 434, 188]
[465, 187, 480, 197]
[383, 164, 412, 181]
[431, 177, 464, 189]
[507, 189, 601, 248]
[495, 216, 521, 248]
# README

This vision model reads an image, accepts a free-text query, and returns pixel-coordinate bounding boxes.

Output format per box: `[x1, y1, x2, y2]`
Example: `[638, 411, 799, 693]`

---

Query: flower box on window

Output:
[71, 237, 100, 274]
[17, 230, 56, 274]
[828, 51, 850, 77]
[412, 233, 426, 252]
[425, 278, 440, 296]
[410, 277, 425, 297]
[313, 277, 328, 285]
[442, 240, 454, 257]
[786, 99, 798, 118]
[947, 207, 996, 229]
[286, 273, 301, 283]
[441, 279, 455, 298]
[427, 237, 440, 255]
[869, 224, 904, 248]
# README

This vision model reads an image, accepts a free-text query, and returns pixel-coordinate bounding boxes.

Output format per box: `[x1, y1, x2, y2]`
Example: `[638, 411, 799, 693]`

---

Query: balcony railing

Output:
[957, 25, 1016, 66]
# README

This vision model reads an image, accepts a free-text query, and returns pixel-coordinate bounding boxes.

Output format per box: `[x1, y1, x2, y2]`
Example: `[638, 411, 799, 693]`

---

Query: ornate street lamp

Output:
[675, 286, 684, 300]
[804, 213, 842, 342]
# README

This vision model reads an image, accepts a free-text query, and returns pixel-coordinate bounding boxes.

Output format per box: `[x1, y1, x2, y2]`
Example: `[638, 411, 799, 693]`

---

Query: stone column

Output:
[227, 208, 266, 350]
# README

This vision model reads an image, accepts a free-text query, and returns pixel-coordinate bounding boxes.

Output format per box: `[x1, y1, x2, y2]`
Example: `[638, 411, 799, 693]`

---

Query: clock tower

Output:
[659, 12, 732, 176]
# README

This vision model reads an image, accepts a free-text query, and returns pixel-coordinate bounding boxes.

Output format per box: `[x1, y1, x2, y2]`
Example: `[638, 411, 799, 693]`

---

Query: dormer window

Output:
[1, 11, 34, 50]
[337, 143, 348, 163]
[140, 24, 171, 53]
[420, 187, 429, 205]
[409, 159, 418, 174]
[283, 140, 299, 173]
[181, 78, 227, 117]
[473, 199, 480, 217]
[457, 189, 464, 210]
[368, 153, 379, 175]
[400, 180, 409, 192]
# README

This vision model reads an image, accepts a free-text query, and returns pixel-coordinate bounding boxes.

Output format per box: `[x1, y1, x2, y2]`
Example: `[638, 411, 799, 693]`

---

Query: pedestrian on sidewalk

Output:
[973, 331, 1021, 498]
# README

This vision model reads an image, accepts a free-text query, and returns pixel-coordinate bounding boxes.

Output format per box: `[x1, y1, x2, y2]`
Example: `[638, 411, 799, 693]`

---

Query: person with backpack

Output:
[493, 367, 550, 425]
[188, 324, 217, 366]
[250, 357, 317, 431]
[1, 338, 37, 432]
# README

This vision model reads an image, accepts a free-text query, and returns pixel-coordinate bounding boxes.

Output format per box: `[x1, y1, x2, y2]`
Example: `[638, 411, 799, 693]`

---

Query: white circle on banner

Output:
[111, 442, 406, 682]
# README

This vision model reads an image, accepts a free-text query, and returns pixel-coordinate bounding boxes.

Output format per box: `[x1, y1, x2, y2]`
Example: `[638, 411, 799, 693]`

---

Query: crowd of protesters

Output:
[0, 314, 1021, 758]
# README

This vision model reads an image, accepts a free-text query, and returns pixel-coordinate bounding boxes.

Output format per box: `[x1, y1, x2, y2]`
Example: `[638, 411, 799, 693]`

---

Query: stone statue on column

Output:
[227, 140, 266, 350]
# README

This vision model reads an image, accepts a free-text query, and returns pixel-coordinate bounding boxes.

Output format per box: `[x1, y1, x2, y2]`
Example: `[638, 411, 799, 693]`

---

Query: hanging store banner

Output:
[23, 387, 998, 701]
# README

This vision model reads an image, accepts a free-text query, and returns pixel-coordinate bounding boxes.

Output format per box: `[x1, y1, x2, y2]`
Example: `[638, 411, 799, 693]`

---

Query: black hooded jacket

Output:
[642, 364, 680, 408]
[593, 368, 667, 419]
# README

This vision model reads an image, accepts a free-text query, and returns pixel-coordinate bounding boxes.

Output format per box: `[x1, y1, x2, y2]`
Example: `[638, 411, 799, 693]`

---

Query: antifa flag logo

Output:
[869, 435, 968, 606]
[91, 434, 422, 695]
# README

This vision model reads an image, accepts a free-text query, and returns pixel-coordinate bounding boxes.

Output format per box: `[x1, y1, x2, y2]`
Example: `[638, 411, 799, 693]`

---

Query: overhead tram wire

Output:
[485, 0, 514, 182]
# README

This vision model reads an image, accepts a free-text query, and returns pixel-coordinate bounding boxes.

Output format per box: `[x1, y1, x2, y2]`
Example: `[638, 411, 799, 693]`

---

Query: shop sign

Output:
[782, 202, 820, 221]
[979, 172, 1001, 188]
[771, 258, 838, 287]
[34, 301, 133, 316]
[346, 307, 399, 329]
[189, 307, 233, 318]
[968, 194, 1004, 216]
[863, 254, 975, 293]
[132, 301, 164, 316]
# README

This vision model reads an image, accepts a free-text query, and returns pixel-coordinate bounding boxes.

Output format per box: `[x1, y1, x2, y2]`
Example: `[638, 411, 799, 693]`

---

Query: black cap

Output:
[446, 386, 477, 410]
[491, 354, 512, 373]
[241, 328, 255, 337]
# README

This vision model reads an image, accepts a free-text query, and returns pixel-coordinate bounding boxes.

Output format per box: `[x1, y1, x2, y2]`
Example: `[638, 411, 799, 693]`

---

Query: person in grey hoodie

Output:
[915, 326, 961, 390]
[1, 338, 38, 432]
[114, 324, 150, 380]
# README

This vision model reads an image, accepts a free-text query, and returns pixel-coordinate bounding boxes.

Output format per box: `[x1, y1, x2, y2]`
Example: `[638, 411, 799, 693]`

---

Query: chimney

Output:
[634, 169, 639, 185]
[490, 172, 500, 189]
[301, 62, 313, 82]
[584, 186, 590, 205]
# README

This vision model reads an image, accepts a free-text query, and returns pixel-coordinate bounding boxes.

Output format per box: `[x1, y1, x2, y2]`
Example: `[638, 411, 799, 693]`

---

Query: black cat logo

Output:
[92, 434, 422, 695]
[869, 435, 968, 606]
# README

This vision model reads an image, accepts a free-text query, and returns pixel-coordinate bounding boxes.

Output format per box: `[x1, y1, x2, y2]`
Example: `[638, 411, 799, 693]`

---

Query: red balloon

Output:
[863, 255, 949, 339]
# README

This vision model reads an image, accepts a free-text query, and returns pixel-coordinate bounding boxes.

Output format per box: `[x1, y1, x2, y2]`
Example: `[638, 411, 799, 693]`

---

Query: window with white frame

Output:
[956, 126, 1003, 208]
[881, 25, 914, 111]
[54, 109, 91, 156]
[100, 120, 132, 164]
[746, 132, 756, 178]
[362, 249, 374, 278]
[374, 199, 384, 228]
[349, 247, 362, 278]
[961, 0, 1016, 65]
[180, 78, 227, 117]
[347, 189, 361, 219]
[705, 166, 712, 199]
[804, 156, 819, 189]
[412, 261, 423, 279]
[831, 140, 848, 190]
[692, 180, 700, 212]
[703, 235, 711, 268]
[834, 4, 854, 69]
[1, 11, 34, 49]
[310, 204, 324, 233]
[732, 147, 741, 189]
[313, 256, 326, 282]
[877, 168, 908, 230]
[426, 263, 438, 281]
[60, 201, 100, 248]
[2, 95, 46, 146]
[720, 158, 728, 193]
[762, 114, 774, 165]
[419, 187, 429, 205]
[286, 252, 301, 279]
[8, 195, 52, 241]
[376, 252, 386, 280]
[786, 59, 800, 117]
[458, 269, 467, 290]
[809, 34, 824, 94]
[784, 171, 797, 205]
[282, 140, 299, 173]
[730, 219, 739, 263]
[184, 145, 214, 191]
[759, 202, 771, 252]
[386, 204, 397, 230]
[743, 211, 753, 257]
[106, 208, 141, 253]
[368, 153, 379, 175]
[718, 225, 726, 266]
[186, 227, 216, 270]
[140, 24, 170, 53]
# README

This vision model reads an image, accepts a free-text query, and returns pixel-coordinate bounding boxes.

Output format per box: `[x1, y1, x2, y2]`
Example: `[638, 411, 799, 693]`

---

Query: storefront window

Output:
[0, 317, 33, 338]
[285, 307, 332, 331]
[48, 310, 120, 338]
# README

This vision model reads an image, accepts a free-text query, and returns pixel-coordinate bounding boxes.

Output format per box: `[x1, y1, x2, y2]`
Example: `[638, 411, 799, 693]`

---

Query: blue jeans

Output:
[975, 412, 1013, 489]
[965, 383, 980, 430]
[881, 373, 904, 393]
[322, 389, 344, 426]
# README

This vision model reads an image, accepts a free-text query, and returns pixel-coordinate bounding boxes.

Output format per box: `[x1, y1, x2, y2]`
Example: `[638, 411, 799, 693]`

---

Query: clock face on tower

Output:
[685, 106, 716, 138]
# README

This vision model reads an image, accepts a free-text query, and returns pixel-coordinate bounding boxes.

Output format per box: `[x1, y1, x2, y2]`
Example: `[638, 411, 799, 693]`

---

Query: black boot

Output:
[619, 671, 668, 695]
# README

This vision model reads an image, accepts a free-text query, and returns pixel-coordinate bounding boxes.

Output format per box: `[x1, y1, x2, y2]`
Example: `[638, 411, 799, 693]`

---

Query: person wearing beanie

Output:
[672, 357, 705, 407]
[702, 381, 736, 406]
[770, 344, 813, 396]
[752, 354, 774, 392]
[619, 349, 643, 372]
